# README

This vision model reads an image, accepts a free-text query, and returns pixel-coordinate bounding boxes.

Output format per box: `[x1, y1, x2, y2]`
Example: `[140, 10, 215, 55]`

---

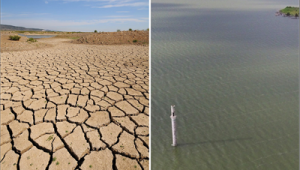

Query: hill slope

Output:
[0, 24, 44, 31]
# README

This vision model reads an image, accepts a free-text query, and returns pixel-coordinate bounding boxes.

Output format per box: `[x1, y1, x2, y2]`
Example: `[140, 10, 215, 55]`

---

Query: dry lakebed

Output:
[0, 35, 149, 170]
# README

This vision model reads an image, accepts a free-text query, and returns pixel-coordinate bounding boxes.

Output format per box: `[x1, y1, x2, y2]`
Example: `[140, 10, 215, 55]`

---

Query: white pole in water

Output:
[170, 105, 177, 146]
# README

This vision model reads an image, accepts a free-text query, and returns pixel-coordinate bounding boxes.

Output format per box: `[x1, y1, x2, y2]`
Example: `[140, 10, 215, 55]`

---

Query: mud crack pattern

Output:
[0, 43, 149, 170]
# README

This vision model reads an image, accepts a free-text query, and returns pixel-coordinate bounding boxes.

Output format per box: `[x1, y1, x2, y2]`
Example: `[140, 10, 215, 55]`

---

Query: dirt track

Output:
[0, 38, 149, 170]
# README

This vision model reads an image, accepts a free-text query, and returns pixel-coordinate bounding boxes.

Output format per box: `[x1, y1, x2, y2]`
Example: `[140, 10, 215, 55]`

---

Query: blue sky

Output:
[1, 0, 149, 32]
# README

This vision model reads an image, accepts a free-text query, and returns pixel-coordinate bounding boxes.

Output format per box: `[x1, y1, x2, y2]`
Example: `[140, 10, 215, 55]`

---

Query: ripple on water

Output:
[151, 8, 299, 170]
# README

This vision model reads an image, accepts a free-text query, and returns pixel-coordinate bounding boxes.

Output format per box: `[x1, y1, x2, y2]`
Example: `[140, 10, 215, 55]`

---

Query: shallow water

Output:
[18, 34, 56, 39]
[151, 2, 299, 170]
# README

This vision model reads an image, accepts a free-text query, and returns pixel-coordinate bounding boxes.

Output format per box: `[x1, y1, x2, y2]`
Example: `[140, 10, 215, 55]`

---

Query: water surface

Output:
[151, 1, 299, 170]
[18, 34, 56, 39]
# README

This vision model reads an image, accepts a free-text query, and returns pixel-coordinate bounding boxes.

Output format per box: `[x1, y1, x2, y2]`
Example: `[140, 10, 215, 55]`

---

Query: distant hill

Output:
[0, 24, 45, 31]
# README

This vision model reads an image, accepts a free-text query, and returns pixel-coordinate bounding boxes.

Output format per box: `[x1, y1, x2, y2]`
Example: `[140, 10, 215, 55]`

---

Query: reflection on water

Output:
[151, 2, 299, 170]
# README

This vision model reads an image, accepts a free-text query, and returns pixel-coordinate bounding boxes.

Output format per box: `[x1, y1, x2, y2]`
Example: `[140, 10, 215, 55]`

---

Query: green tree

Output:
[94, 30, 97, 33]
[129, 28, 132, 31]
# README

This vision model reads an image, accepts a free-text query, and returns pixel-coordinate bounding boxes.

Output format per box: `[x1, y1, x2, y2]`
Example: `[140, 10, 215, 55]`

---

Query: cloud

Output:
[1, 13, 49, 18]
[137, 7, 148, 10]
[2, 17, 147, 29]
[117, 11, 130, 13]
[47, 0, 149, 9]
[50, 0, 112, 2]
[55, 0, 148, 8]
[107, 15, 132, 18]
[45, 1, 49, 4]
[95, 2, 148, 8]
[1, 13, 13, 18]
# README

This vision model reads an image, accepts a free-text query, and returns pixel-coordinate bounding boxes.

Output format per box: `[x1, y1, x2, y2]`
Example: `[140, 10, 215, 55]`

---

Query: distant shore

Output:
[276, 6, 299, 18]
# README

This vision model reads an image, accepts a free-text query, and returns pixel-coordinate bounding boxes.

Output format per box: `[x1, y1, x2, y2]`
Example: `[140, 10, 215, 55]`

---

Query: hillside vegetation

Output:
[280, 6, 299, 16]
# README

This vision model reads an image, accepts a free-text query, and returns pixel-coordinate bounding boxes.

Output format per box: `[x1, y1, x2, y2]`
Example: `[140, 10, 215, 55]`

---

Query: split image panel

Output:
[0, 0, 149, 169]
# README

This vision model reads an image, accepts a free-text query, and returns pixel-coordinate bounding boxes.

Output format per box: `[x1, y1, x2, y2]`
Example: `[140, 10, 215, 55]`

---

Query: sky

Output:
[1, 0, 149, 32]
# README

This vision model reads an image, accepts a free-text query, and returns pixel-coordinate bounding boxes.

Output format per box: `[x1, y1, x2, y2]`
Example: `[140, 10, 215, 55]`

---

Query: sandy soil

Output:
[0, 34, 54, 52]
[72, 31, 149, 45]
[1, 30, 149, 52]
[0, 36, 149, 170]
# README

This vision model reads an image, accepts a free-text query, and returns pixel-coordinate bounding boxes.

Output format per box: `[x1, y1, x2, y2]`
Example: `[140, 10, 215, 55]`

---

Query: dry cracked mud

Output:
[0, 40, 149, 170]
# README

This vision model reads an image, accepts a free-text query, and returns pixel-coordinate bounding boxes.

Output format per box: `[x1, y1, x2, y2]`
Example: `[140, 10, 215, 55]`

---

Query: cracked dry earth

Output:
[0, 41, 149, 170]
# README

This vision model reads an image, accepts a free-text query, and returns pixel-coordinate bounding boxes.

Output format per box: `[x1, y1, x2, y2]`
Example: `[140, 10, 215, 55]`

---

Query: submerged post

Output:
[170, 105, 177, 146]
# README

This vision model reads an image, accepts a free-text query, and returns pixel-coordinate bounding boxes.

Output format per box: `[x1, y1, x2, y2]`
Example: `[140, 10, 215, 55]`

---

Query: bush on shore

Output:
[9, 35, 21, 41]
[27, 38, 37, 42]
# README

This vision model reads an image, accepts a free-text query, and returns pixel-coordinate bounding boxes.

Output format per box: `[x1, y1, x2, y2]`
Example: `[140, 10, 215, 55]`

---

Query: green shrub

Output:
[133, 39, 137, 43]
[94, 30, 97, 33]
[9, 35, 21, 41]
[117, 29, 121, 32]
[129, 28, 132, 31]
[27, 38, 37, 42]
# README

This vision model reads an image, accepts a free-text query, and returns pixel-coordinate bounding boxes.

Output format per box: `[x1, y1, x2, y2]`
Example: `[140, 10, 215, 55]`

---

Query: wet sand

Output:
[0, 38, 149, 170]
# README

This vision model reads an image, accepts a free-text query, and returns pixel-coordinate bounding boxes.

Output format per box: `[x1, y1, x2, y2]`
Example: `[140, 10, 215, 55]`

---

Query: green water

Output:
[151, 1, 299, 170]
